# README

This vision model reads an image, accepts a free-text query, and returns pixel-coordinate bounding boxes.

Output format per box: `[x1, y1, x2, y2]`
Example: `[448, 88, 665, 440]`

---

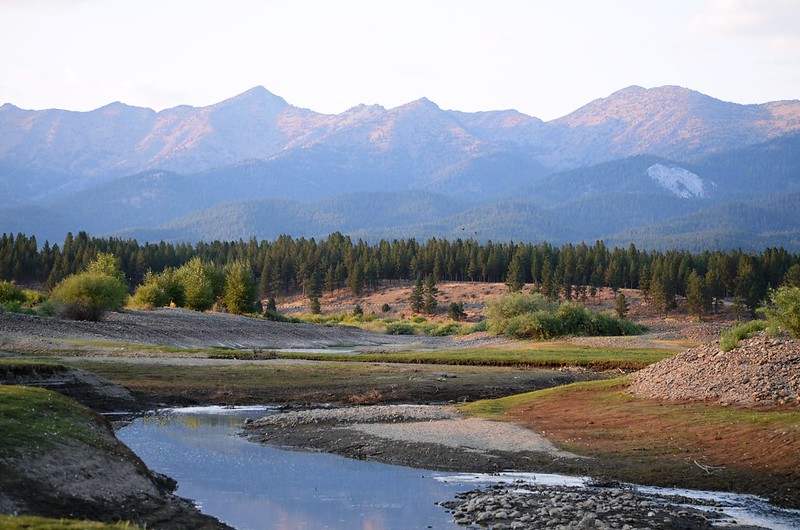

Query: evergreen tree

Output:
[505, 254, 525, 292]
[614, 292, 629, 319]
[685, 270, 711, 320]
[447, 301, 467, 321]
[783, 264, 800, 288]
[423, 274, 439, 315]
[409, 278, 424, 313]
[305, 271, 322, 314]
[348, 259, 364, 296]
[648, 274, 668, 317]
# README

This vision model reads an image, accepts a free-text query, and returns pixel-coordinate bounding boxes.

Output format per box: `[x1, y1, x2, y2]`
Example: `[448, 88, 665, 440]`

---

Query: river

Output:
[116, 406, 800, 530]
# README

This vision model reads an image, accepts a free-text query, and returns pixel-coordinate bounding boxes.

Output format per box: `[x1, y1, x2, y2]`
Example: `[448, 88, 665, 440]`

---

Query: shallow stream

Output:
[116, 406, 800, 530]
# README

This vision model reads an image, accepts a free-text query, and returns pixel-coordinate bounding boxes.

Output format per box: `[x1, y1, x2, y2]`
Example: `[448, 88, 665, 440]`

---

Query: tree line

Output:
[2, 231, 799, 317]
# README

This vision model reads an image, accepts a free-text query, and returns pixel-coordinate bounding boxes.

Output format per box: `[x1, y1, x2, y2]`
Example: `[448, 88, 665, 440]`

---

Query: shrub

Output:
[129, 282, 169, 310]
[467, 319, 488, 333]
[760, 286, 800, 338]
[505, 311, 562, 340]
[385, 322, 416, 335]
[0, 281, 25, 305]
[447, 301, 467, 321]
[175, 257, 217, 311]
[719, 320, 767, 352]
[425, 322, 462, 336]
[21, 289, 45, 307]
[487, 292, 645, 340]
[263, 309, 300, 323]
[486, 292, 557, 335]
[50, 271, 128, 321]
[223, 260, 256, 315]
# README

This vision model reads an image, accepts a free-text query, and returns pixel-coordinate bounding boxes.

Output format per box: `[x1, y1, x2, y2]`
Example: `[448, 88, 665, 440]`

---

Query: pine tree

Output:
[409, 278, 424, 313]
[423, 274, 439, 315]
[505, 255, 524, 292]
[686, 270, 711, 320]
[614, 292, 629, 318]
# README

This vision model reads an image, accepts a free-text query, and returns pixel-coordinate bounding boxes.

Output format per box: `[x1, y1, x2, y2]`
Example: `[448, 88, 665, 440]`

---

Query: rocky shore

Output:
[438, 481, 768, 530]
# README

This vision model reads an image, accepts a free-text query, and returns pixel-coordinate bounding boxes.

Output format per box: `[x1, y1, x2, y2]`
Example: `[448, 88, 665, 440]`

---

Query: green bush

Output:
[760, 286, 800, 338]
[385, 322, 416, 335]
[486, 292, 557, 335]
[487, 292, 645, 340]
[175, 257, 218, 311]
[50, 272, 128, 321]
[467, 319, 488, 333]
[263, 309, 301, 323]
[0, 281, 25, 305]
[128, 282, 169, 310]
[719, 320, 766, 352]
[21, 289, 45, 307]
[424, 322, 462, 336]
[505, 311, 562, 340]
[223, 260, 256, 315]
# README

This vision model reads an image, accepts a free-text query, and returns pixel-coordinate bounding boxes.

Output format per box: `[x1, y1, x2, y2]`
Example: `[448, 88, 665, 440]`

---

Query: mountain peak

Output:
[401, 97, 441, 111]
[217, 86, 289, 109]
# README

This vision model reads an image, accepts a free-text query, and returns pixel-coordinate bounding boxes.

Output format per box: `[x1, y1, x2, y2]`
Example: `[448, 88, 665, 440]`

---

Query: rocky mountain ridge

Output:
[2, 85, 799, 250]
[3, 85, 799, 204]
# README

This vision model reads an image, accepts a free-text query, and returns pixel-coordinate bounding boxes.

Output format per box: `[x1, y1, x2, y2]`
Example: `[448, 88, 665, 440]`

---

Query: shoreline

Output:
[241, 403, 798, 529]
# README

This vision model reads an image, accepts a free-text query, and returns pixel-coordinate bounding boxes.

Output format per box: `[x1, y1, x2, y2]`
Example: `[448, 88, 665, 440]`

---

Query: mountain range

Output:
[1, 85, 799, 251]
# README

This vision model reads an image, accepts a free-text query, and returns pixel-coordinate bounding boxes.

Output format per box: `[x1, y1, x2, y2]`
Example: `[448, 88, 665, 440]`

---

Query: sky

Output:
[1, 0, 798, 121]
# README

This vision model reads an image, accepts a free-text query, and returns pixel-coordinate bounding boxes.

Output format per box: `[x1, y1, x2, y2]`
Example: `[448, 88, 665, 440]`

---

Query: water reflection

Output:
[117, 407, 464, 530]
[117, 407, 800, 530]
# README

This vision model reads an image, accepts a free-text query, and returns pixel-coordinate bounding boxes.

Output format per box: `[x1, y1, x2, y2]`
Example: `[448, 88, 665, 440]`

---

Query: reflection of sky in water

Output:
[118, 407, 800, 530]
[118, 407, 466, 529]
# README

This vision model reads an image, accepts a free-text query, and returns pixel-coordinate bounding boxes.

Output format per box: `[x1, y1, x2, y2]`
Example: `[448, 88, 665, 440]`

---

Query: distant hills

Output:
[1, 85, 799, 251]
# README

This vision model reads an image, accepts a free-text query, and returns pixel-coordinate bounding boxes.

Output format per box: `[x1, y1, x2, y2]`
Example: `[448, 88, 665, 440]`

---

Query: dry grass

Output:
[462, 379, 800, 507]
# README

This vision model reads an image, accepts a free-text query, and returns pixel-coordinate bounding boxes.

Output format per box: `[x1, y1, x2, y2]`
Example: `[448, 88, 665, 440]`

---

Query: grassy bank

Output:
[0, 515, 139, 529]
[0, 385, 107, 456]
[61, 358, 588, 406]
[461, 379, 800, 507]
[277, 344, 674, 370]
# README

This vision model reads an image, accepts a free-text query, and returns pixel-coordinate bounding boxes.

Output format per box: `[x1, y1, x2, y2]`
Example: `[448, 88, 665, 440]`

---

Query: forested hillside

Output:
[2, 232, 797, 317]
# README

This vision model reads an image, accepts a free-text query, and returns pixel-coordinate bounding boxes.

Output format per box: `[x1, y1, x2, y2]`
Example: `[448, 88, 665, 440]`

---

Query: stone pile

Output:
[629, 332, 799, 406]
[439, 482, 723, 529]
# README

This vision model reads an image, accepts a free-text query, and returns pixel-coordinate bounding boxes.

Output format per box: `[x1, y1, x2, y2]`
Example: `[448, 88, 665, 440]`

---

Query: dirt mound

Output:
[629, 333, 800, 406]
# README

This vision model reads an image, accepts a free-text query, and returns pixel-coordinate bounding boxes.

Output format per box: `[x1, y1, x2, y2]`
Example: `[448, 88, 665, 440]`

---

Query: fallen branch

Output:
[693, 460, 725, 474]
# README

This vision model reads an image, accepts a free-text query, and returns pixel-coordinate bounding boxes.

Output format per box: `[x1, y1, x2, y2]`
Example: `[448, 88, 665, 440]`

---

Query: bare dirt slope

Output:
[0, 307, 443, 351]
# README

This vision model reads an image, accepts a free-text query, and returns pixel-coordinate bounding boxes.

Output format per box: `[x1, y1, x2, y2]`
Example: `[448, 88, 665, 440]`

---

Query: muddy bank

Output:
[0, 386, 229, 529]
[244, 405, 589, 476]
[0, 361, 141, 412]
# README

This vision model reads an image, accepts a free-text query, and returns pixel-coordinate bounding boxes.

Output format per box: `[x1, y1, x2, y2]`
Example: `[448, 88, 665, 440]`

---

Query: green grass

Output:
[459, 376, 800, 428]
[278, 345, 675, 370]
[26, 339, 249, 358]
[0, 515, 140, 530]
[0, 359, 67, 377]
[719, 320, 767, 352]
[14, 337, 674, 370]
[0, 386, 106, 457]
[459, 378, 628, 418]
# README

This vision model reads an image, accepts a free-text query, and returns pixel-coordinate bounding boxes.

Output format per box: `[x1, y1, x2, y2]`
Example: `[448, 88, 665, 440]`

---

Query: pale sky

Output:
[1, 0, 798, 120]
